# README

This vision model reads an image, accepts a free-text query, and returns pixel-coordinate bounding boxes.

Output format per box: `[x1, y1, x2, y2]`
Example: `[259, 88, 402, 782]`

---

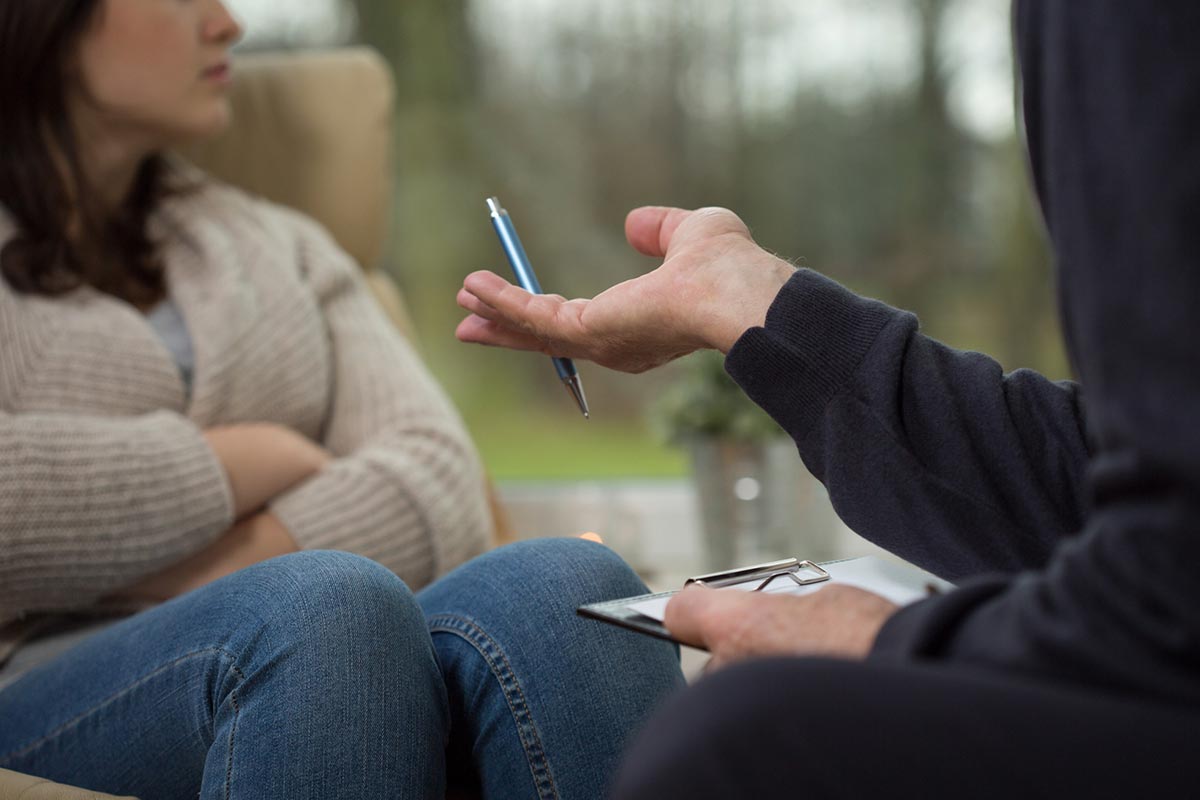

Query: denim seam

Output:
[427, 613, 560, 800]
[0, 646, 247, 766]
[224, 683, 241, 800]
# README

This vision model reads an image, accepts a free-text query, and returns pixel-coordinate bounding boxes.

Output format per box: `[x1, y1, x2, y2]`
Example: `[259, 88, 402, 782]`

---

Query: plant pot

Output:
[688, 436, 840, 571]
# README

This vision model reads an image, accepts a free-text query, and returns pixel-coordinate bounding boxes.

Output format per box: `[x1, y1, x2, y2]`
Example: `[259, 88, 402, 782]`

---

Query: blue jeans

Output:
[0, 539, 684, 799]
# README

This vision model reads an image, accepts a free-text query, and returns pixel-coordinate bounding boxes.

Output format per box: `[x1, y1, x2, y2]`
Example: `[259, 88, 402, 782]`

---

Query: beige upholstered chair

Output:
[185, 45, 511, 544]
[183, 47, 417, 336]
[0, 46, 505, 800]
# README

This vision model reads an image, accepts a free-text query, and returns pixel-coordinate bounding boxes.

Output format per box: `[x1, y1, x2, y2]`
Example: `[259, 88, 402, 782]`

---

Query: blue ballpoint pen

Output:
[486, 196, 590, 419]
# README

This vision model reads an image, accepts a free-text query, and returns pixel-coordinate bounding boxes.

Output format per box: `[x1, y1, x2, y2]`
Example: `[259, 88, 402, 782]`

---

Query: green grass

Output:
[424, 327, 690, 481]
[463, 411, 688, 480]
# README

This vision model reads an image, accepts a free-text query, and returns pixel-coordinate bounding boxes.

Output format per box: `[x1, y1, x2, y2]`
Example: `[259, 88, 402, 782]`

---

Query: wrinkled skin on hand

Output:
[664, 583, 899, 672]
[456, 206, 797, 373]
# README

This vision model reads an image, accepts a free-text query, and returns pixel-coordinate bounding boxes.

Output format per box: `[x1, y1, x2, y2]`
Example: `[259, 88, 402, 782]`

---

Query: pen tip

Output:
[562, 374, 590, 419]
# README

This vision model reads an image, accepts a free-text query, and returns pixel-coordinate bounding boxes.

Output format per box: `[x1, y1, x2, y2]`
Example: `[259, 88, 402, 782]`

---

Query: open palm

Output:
[456, 206, 795, 374]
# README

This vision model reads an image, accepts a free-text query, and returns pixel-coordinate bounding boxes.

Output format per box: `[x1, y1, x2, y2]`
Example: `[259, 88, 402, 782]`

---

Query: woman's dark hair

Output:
[0, 1, 171, 306]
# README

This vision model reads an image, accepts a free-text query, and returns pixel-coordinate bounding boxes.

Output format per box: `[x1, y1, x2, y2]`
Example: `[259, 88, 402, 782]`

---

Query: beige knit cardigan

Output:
[0, 177, 491, 664]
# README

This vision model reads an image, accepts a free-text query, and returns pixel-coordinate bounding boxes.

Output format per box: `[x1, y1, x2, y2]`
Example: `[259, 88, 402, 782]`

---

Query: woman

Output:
[0, 2, 684, 797]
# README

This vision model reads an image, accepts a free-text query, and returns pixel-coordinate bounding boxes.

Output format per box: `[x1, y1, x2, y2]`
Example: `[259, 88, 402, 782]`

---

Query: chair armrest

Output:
[0, 769, 138, 800]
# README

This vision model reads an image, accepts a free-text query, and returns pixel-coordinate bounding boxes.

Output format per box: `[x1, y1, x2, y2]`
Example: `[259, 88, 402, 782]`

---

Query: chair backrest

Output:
[181, 46, 415, 336]
[181, 47, 394, 274]
[182, 46, 511, 544]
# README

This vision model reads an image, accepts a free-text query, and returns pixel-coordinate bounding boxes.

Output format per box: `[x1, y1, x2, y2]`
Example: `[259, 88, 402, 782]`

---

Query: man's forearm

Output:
[726, 269, 1089, 578]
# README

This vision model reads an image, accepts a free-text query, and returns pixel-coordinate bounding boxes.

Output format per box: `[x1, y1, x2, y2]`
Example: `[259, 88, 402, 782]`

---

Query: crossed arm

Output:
[1, 209, 489, 619]
[115, 423, 323, 602]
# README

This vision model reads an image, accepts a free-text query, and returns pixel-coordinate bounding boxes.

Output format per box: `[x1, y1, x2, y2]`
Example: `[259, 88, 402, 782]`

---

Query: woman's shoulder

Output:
[163, 158, 328, 247]
[160, 160, 355, 294]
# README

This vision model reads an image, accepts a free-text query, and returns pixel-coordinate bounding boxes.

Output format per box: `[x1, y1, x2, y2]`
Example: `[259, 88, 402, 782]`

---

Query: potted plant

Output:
[652, 351, 840, 570]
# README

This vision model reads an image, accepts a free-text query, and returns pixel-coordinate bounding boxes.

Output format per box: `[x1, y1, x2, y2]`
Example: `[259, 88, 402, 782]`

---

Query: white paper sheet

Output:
[628, 556, 952, 622]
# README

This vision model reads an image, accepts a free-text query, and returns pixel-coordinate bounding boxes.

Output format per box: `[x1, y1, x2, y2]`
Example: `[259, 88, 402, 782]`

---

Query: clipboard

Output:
[577, 555, 952, 648]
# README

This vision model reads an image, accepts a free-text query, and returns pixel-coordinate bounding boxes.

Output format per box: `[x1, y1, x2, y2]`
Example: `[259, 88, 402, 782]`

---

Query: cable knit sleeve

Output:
[0, 409, 233, 622]
[267, 216, 491, 588]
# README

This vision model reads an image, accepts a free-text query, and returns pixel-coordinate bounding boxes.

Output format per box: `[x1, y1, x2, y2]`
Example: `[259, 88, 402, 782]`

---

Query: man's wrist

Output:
[709, 257, 796, 353]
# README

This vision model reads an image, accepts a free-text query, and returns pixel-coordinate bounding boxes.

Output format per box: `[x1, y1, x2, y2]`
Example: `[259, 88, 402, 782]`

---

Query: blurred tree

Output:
[351, 0, 494, 359]
[338, 0, 1067, 478]
[356, 0, 477, 105]
[884, 0, 972, 311]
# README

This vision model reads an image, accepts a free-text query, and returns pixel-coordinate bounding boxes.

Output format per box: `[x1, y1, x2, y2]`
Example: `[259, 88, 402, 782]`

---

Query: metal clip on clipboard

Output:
[578, 555, 949, 646]
[685, 558, 831, 592]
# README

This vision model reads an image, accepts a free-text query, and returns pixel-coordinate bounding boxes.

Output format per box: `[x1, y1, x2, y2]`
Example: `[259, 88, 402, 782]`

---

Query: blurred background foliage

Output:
[230, 0, 1068, 480]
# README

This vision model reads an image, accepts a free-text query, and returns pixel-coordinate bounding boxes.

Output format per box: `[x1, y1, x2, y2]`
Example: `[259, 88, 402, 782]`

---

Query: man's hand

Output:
[456, 206, 796, 373]
[664, 584, 899, 671]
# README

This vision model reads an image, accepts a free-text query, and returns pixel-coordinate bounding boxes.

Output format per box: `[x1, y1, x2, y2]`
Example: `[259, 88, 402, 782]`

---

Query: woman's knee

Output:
[192, 552, 449, 778]
[219, 551, 429, 658]
[423, 537, 649, 614]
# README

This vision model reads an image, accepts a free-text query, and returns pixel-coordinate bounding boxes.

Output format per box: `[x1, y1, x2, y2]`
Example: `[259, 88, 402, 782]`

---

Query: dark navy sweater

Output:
[725, 1, 1200, 706]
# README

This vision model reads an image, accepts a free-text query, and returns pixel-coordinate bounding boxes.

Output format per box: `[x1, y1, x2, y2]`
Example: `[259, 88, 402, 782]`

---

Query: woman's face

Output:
[73, 0, 242, 148]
